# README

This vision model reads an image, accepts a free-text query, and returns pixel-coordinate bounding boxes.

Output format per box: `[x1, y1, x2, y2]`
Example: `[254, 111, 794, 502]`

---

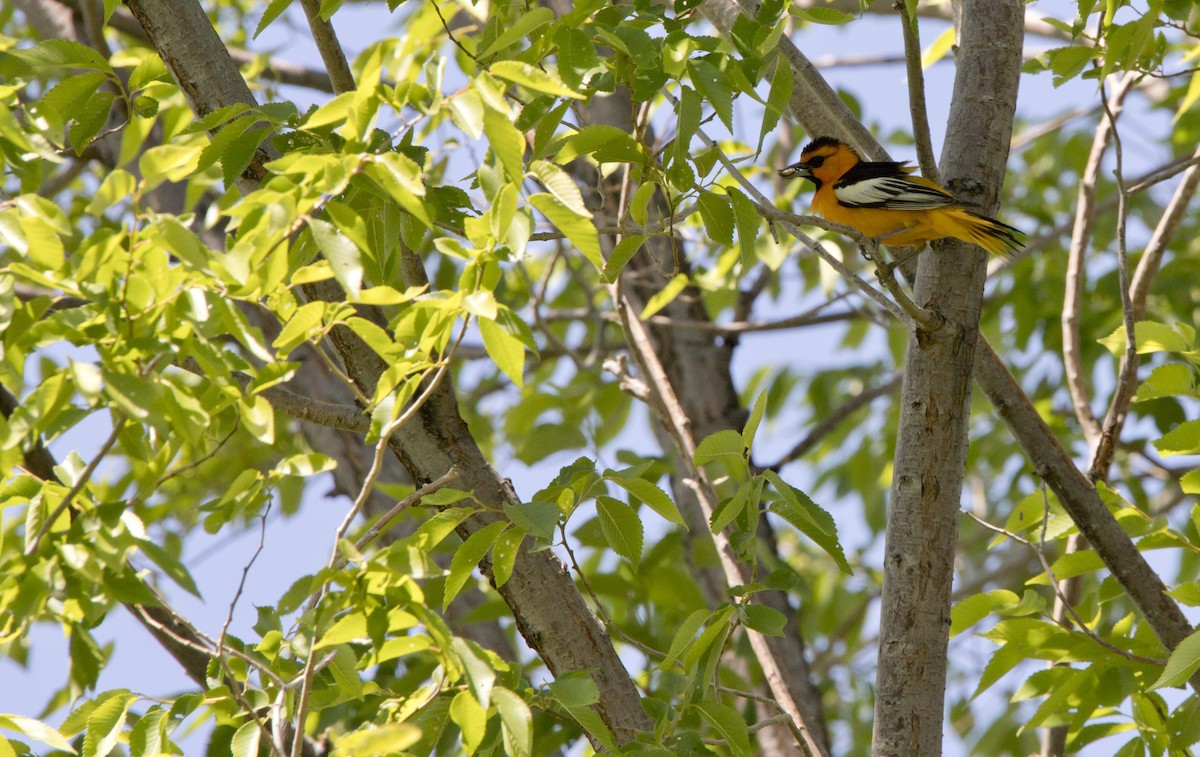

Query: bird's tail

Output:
[951, 208, 1024, 259]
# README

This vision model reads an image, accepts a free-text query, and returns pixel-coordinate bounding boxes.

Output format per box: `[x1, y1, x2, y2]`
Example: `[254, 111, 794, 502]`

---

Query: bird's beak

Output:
[778, 161, 813, 180]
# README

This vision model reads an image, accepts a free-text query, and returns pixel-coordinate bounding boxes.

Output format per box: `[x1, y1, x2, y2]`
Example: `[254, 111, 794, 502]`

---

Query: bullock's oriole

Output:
[779, 136, 1023, 258]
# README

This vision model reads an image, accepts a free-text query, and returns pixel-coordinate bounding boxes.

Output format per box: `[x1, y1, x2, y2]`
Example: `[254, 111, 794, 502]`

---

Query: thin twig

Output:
[1088, 76, 1140, 482]
[896, 1, 940, 185]
[25, 410, 126, 555]
[762, 373, 903, 471]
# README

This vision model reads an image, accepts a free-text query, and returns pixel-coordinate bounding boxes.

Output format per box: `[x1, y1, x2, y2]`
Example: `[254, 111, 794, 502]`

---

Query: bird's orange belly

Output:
[812, 195, 939, 246]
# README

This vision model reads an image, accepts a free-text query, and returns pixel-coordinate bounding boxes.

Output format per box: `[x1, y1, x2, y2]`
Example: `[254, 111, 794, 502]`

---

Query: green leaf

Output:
[0, 715, 77, 753]
[478, 8, 555, 58]
[444, 521, 509, 611]
[553, 125, 640, 164]
[449, 691, 487, 754]
[629, 182, 657, 227]
[135, 539, 201, 597]
[503, 500, 561, 540]
[1136, 363, 1196, 401]
[639, 273, 689, 320]
[758, 63, 793, 153]
[794, 6, 855, 24]
[450, 638, 497, 714]
[490, 527, 524, 588]
[547, 677, 600, 708]
[255, 0, 296, 39]
[484, 106, 526, 183]
[528, 159, 589, 215]
[950, 590, 1020, 638]
[1182, 469, 1200, 495]
[602, 234, 644, 283]
[764, 470, 851, 574]
[9, 39, 113, 72]
[528, 193, 602, 270]
[742, 391, 767, 448]
[605, 471, 685, 526]
[1155, 419, 1200, 457]
[84, 691, 135, 757]
[86, 170, 137, 215]
[333, 724, 421, 755]
[728, 187, 761, 271]
[693, 701, 751, 754]
[491, 61, 584, 100]
[1099, 320, 1192, 356]
[710, 480, 750, 533]
[696, 190, 735, 247]
[491, 687, 532, 757]
[741, 603, 787, 636]
[308, 218, 363, 300]
[479, 317, 526, 386]
[1151, 628, 1200, 690]
[921, 25, 956, 68]
[230, 721, 260, 757]
[687, 59, 733, 131]
[661, 608, 710, 670]
[596, 495, 643, 567]
[694, 429, 746, 468]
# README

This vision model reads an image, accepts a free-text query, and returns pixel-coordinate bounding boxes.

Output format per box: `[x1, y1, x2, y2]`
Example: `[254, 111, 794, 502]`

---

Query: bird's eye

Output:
[807, 155, 826, 168]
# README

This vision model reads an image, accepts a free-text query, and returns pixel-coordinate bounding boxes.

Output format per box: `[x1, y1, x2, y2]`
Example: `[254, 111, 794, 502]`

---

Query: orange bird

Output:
[779, 136, 1023, 258]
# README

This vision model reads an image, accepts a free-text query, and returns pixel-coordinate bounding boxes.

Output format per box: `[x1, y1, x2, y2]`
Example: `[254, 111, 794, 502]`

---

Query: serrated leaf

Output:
[602, 234, 644, 283]
[490, 60, 584, 99]
[605, 472, 685, 526]
[597, 495, 643, 567]
[547, 677, 600, 708]
[528, 160, 589, 216]
[0, 715, 76, 752]
[449, 691, 487, 754]
[696, 190, 735, 247]
[1155, 419, 1200, 457]
[921, 25, 956, 68]
[693, 701, 751, 754]
[529, 193, 602, 270]
[741, 603, 786, 636]
[255, 0, 295, 39]
[1099, 320, 1192, 356]
[502, 500, 560, 539]
[639, 273, 688, 320]
[660, 608, 710, 670]
[1136, 363, 1196, 401]
[629, 182, 657, 227]
[484, 107, 526, 183]
[444, 521, 509, 611]
[742, 391, 767, 448]
[764, 470, 851, 574]
[950, 589, 1019, 638]
[84, 691, 134, 757]
[1151, 628, 1200, 690]
[694, 428, 746, 467]
[758, 63, 792, 153]
[308, 218, 362, 300]
[479, 317, 526, 386]
[135, 539, 201, 597]
[687, 59, 732, 131]
[230, 721, 260, 757]
[490, 527, 524, 588]
[492, 687, 532, 757]
[478, 8, 555, 58]
[333, 723, 421, 755]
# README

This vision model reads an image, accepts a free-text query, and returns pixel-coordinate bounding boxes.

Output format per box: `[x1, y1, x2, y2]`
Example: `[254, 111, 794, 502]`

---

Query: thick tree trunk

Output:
[871, 3, 1024, 755]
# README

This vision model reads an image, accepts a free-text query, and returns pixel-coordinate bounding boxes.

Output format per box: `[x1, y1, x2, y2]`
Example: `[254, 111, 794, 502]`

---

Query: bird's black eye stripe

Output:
[807, 155, 826, 168]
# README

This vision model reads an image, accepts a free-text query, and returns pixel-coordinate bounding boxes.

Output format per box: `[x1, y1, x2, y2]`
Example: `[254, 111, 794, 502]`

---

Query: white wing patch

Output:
[833, 176, 956, 209]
